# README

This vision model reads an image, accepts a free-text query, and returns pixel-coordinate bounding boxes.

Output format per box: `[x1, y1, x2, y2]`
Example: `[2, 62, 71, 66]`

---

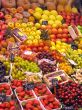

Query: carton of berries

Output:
[33, 83, 52, 98]
[43, 70, 70, 88]
[39, 95, 61, 110]
[15, 86, 35, 102]
[0, 83, 13, 100]
[21, 98, 44, 110]
[0, 100, 18, 110]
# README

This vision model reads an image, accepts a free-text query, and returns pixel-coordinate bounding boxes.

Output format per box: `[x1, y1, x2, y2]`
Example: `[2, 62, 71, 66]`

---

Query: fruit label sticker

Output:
[0, 93, 6, 102]
[12, 28, 27, 42]
[23, 83, 35, 90]
[42, 21, 48, 25]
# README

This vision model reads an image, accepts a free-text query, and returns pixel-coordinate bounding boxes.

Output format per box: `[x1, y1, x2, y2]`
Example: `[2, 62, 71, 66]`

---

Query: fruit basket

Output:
[0, 83, 13, 100]
[21, 98, 44, 110]
[33, 83, 52, 97]
[15, 86, 35, 103]
[39, 95, 62, 110]
[43, 70, 70, 88]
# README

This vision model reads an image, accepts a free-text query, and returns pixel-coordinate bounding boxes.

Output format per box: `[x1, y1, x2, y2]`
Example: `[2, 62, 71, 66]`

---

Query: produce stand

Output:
[0, 0, 82, 110]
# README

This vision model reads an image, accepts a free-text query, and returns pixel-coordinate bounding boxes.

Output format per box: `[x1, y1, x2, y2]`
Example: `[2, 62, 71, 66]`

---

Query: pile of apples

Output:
[50, 40, 71, 53]
[33, 7, 63, 28]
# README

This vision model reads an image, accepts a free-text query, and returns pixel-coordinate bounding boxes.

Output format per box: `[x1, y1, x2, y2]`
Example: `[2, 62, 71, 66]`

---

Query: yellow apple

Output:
[50, 46, 56, 50]
[43, 10, 50, 16]
[50, 10, 58, 16]
[36, 30, 41, 35]
[35, 23, 41, 29]
[55, 20, 62, 26]
[28, 35, 34, 40]
[35, 7, 43, 14]
[56, 15, 63, 21]
[52, 24, 57, 28]
[33, 12, 41, 20]
[26, 40, 33, 45]
[21, 23, 27, 28]
[41, 14, 49, 20]
[49, 15, 56, 21]
[48, 20, 54, 25]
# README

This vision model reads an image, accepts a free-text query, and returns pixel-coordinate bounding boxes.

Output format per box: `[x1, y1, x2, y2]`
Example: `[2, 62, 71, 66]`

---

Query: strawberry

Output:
[16, 87, 23, 93]
[4, 102, 10, 108]
[18, 91, 25, 97]
[10, 101, 15, 106]
[0, 109, 4, 110]
[10, 106, 16, 110]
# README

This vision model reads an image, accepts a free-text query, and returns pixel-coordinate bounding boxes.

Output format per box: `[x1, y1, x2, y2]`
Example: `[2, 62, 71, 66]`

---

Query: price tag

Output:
[42, 21, 48, 25]
[62, 105, 74, 110]
[10, 53, 14, 62]
[23, 82, 35, 90]
[12, 28, 27, 42]
[52, 78, 58, 86]
[0, 93, 6, 102]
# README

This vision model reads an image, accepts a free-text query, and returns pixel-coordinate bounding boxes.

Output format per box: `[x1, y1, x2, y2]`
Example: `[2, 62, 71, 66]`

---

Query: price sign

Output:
[10, 53, 14, 62]
[23, 82, 35, 90]
[62, 104, 74, 110]
[42, 21, 48, 25]
[0, 93, 6, 102]
[52, 78, 58, 86]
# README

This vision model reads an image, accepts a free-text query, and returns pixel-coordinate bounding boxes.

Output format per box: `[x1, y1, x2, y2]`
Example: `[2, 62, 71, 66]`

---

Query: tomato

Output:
[51, 28, 58, 34]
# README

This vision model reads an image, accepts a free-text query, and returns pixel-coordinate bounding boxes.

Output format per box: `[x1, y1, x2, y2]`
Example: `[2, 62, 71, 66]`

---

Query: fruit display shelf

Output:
[0, 1, 82, 109]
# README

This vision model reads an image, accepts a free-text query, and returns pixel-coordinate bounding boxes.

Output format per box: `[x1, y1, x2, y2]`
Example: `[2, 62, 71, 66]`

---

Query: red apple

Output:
[0, 12, 4, 18]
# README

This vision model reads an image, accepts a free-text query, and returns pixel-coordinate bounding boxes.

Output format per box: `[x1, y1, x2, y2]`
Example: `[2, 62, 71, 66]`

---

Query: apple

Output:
[35, 7, 43, 14]
[33, 12, 41, 20]
[50, 10, 58, 16]
[48, 20, 54, 25]
[56, 15, 63, 21]
[0, 33, 3, 40]
[35, 23, 41, 29]
[43, 10, 50, 16]
[41, 14, 48, 20]
[49, 15, 56, 21]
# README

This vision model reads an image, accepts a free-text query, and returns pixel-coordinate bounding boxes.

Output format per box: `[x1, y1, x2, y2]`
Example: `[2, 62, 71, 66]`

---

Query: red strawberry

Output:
[0, 109, 4, 110]
[18, 91, 25, 97]
[16, 87, 23, 93]
[10, 101, 15, 106]
[4, 102, 10, 108]
[10, 106, 16, 110]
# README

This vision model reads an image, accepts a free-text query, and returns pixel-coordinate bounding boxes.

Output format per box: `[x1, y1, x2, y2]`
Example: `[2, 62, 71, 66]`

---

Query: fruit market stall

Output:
[0, 0, 82, 110]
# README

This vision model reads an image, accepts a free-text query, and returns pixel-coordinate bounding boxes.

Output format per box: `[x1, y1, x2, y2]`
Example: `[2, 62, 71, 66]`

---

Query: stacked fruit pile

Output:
[0, 0, 81, 110]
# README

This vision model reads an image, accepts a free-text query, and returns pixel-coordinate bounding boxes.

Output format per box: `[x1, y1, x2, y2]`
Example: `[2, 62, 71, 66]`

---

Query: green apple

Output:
[41, 14, 49, 20]
[49, 15, 56, 21]
[35, 23, 41, 29]
[56, 15, 63, 21]
[34, 12, 41, 20]
[50, 10, 58, 16]
[43, 10, 50, 16]
[35, 7, 43, 14]
[48, 20, 54, 25]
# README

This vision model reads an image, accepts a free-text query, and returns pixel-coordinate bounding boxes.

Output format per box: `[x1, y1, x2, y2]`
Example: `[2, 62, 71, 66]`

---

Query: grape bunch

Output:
[66, 49, 82, 69]
[0, 61, 6, 78]
[37, 51, 54, 61]
[3, 60, 10, 75]
[39, 61, 56, 74]
[11, 57, 40, 80]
